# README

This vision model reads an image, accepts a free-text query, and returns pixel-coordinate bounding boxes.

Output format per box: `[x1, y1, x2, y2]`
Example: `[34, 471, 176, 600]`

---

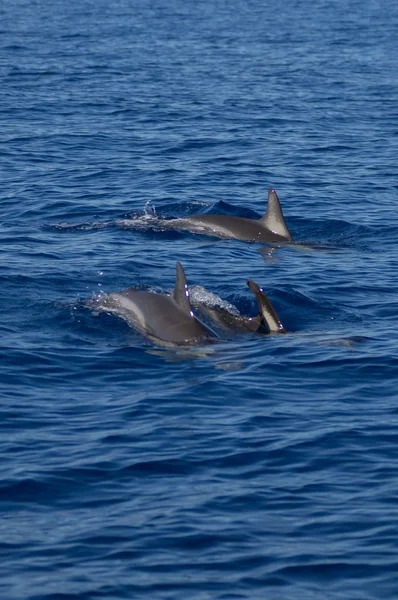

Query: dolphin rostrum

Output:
[101, 262, 218, 346]
[193, 280, 287, 335]
[164, 188, 293, 243]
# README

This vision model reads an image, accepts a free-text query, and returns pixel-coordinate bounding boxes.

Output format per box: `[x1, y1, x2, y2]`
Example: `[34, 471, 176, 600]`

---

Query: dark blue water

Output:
[2, 0, 398, 598]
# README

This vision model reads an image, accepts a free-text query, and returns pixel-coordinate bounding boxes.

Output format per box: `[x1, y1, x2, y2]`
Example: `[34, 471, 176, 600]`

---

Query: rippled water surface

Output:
[1, 0, 398, 598]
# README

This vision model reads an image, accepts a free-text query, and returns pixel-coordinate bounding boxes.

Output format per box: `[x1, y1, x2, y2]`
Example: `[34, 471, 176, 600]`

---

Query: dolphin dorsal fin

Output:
[247, 280, 286, 333]
[259, 188, 293, 240]
[173, 262, 193, 315]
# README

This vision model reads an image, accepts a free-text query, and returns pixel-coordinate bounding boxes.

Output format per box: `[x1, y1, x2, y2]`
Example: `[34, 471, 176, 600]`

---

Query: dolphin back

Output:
[109, 289, 216, 346]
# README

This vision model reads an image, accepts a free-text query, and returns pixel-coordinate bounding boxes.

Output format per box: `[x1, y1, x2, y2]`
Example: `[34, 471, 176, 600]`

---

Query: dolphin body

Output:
[105, 262, 217, 346]
[164, 188, 293, 243]
[194, 280, 287, 336]
[97, 263, 286, 346]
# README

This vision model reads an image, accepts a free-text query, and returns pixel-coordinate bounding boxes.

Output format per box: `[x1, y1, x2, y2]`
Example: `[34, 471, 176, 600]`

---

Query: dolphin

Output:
[163, 188, 293, 243]
[101, 262, 218, 346]
[194, 280, 287, 335]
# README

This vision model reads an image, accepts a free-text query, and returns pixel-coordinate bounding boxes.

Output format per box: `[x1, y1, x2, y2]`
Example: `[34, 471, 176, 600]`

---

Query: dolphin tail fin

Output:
[247, 280, 287, 334]
[173, 262, 193, 315]
[259, 188, 293, 240]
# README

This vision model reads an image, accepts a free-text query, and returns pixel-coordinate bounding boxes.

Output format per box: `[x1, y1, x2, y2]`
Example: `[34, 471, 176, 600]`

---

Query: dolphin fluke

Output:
[259, 188, 293, 241]
[247, 280, 287, 333]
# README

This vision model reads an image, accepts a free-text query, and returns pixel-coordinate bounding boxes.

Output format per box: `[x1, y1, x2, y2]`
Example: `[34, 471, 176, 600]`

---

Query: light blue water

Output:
[1, 0, 398, 598]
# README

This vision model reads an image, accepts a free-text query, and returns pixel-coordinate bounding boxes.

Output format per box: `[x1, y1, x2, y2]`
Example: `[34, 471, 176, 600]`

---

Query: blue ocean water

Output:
[1, 0, 398, 598]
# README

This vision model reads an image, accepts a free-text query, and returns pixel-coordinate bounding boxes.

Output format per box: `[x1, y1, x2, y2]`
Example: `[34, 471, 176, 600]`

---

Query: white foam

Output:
[116, 215, 162, 229]
[189, 285, 240, 315]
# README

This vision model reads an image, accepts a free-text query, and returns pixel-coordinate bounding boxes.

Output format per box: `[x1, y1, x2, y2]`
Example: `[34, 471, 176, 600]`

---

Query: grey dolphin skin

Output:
[195, 280, 287, 335]
[166, 188, 293, 243]
[106, 262, 218, 346]
[246, 280, 287, 334]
